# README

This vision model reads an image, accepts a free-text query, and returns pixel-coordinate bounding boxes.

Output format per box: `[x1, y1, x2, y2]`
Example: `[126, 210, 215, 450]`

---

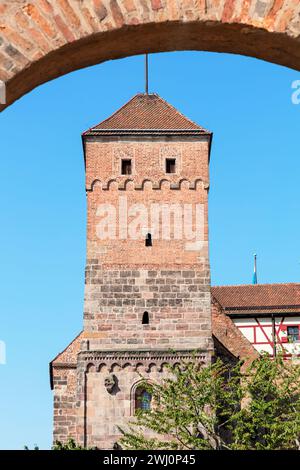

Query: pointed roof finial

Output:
[145, 54, 149, 95]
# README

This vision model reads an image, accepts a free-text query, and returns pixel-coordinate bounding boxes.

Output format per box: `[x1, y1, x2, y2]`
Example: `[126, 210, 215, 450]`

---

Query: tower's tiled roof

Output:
[212, 283, 300, 315]
[83, 93, 211, 135]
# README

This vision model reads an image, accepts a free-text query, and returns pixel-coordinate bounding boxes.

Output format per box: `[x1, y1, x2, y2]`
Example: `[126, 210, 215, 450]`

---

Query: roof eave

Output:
[226, 307, 300, 317]
[82, 128, 212, 136]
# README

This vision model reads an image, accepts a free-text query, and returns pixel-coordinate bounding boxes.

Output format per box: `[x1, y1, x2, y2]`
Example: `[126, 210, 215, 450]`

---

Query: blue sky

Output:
[0, 51, 299, 449]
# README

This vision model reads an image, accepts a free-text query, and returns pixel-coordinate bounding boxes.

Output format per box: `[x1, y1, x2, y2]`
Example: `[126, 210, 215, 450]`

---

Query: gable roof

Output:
[211, 283, 300, 315]
[83, 93, 211, 136]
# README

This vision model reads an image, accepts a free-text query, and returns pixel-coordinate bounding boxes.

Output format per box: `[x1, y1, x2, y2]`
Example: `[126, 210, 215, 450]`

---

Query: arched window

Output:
[142, 311, 149, 325]
[135, 387, 152, 411]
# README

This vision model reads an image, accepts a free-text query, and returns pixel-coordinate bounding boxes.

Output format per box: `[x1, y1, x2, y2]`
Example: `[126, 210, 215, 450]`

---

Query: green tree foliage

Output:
[119, 354, 300, 450]
[52, 438, 90, 450]
[24, 444, 39, 450]
[231, 355, 300, 450]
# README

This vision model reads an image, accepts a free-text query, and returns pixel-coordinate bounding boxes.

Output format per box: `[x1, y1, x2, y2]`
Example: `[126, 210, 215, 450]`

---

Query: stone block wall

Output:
[52, 367, 77, 444]
[75, 349, 209, 449]
[84, 266, 211, 350]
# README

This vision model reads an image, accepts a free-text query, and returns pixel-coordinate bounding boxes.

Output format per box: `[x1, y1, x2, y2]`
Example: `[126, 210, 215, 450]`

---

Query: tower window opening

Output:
[142, 311, 149, 325]
[121, 159, 132, 175]
[166, 158, 176, 174]
[145, 233, 152, 247]
[135, 387, 152, 411]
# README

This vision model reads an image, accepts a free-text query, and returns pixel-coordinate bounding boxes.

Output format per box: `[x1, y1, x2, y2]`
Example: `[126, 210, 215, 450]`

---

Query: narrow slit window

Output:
[166, 158, 176, 174]
[142, 311, 149, 325]
[121, 159, 132, 175]
[145, 233, 152, 247]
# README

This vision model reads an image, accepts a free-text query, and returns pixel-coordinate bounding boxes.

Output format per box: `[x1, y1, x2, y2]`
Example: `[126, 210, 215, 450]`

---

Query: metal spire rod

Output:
[253, 253, 258, 285]
[145, 54, 149, 94]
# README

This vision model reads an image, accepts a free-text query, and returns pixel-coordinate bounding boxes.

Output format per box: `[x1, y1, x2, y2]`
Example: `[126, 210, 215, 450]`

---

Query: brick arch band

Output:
[0, 0, 300, 111]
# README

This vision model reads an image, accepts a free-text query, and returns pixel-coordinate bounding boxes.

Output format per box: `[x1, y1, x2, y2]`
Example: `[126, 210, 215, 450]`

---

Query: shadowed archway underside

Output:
[0, 0, 300, 111]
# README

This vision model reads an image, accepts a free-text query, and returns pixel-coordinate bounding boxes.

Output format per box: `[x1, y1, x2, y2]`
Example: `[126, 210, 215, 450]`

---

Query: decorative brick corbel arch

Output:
[0, 0, 300, 111]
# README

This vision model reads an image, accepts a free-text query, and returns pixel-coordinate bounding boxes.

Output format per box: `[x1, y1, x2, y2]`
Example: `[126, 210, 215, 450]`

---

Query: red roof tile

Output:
[51, 331, 83, 366]
[211, 283, 300, 314]
[212, 298, 258, 367]
[83, 93, 210, 133]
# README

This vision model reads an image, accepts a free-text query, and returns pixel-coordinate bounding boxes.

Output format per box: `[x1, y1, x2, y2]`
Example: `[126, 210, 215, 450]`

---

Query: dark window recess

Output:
[142, 311, 149, 325]
[121, 159, 132, 175]
[287, 326, 299, 342]
[166, 158, 176, 174]
[145, 233, 152, 247]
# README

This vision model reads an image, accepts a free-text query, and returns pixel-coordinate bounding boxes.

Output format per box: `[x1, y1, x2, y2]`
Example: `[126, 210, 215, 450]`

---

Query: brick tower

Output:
[50, 93, 213, 449]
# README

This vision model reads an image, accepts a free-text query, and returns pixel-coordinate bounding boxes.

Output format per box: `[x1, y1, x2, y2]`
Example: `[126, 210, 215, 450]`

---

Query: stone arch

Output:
[145, 362, 157, 373]
[159, 361, 169, 372]
[135, 362, 144, 372]
[122, 178, 135, 190]
[193, 178, 205, 190]
[140, 179, 154, 191]
[104, 179, 118, 190]
[97, 362, 108, 372]
[88, 179, 102, 192]
[178, 178, 191, 190]
[109, 362, 121, 372]
[159, 179, 171, 190]
[86, 362, 96, 372]
[0, 1, 300, 112]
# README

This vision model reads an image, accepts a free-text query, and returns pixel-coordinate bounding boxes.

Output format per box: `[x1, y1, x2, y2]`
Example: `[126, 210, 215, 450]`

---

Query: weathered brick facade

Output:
[51, 93, 214, 448]
[1, 1, 300, 112]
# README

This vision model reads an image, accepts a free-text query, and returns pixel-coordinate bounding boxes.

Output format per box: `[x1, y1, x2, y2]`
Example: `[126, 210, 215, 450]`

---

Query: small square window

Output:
[287, 326, 299, 342]
[121, 159, 132, 175]
[166, 158, 176, 174]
